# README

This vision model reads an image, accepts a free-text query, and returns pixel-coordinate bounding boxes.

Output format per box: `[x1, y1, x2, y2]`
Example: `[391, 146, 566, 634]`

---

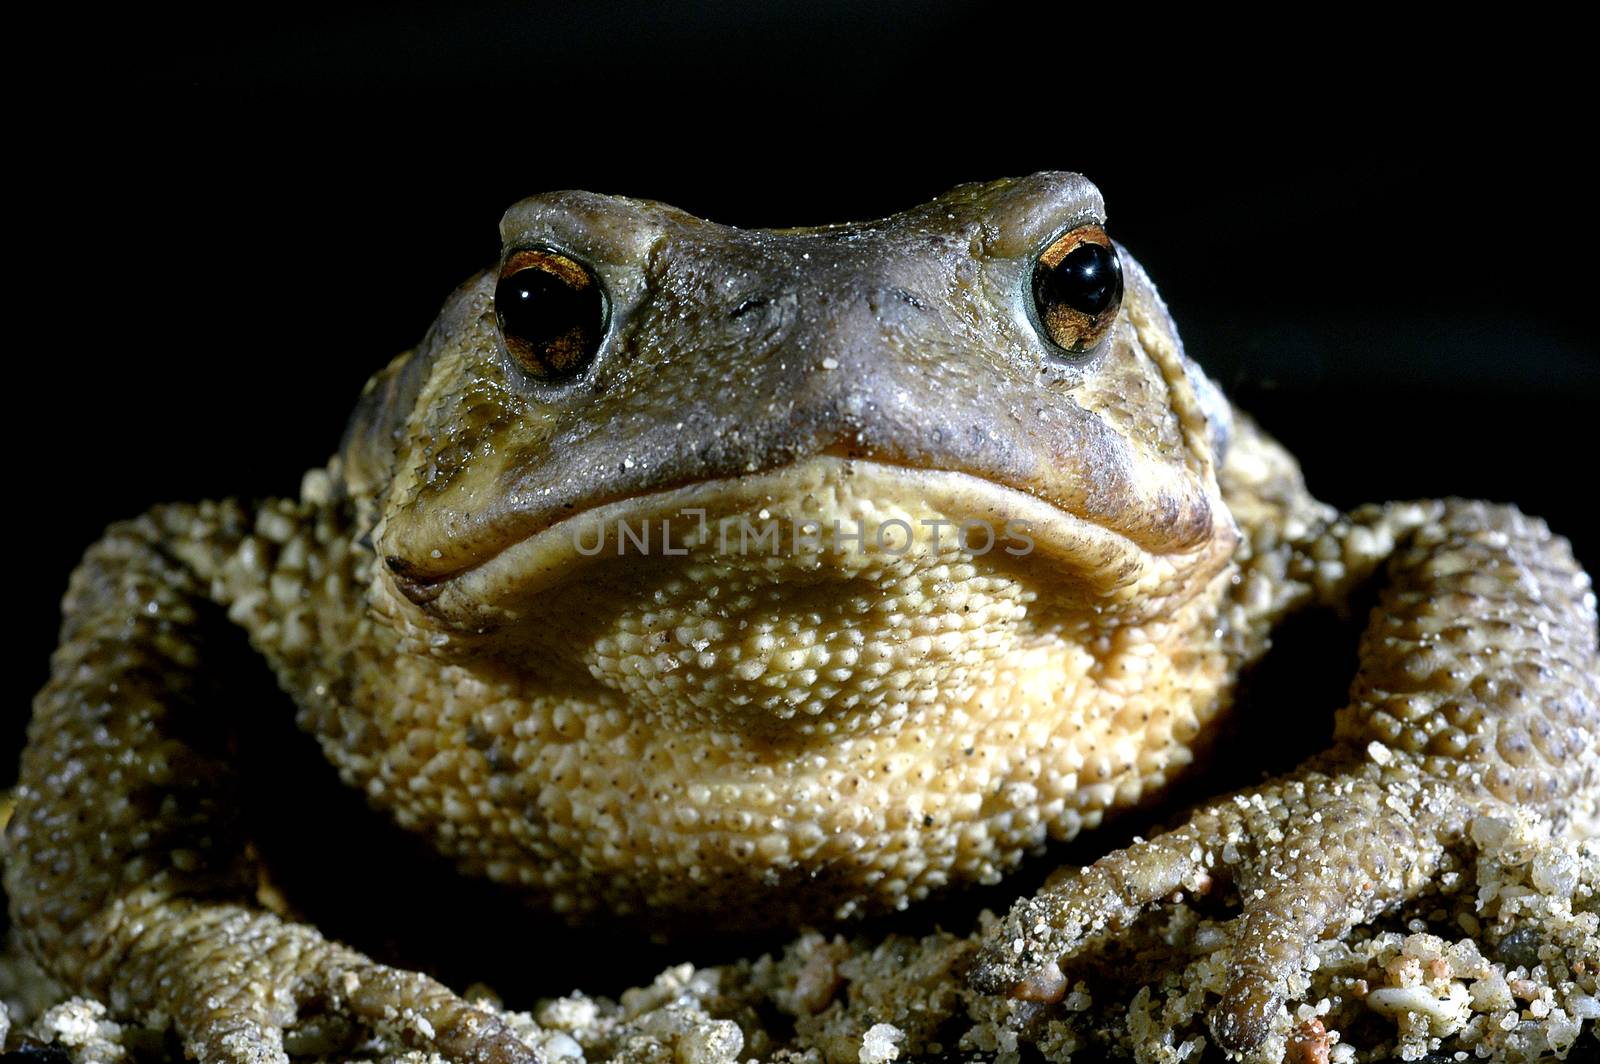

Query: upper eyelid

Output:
[1032, 220, 1111, 263]
[501, 244, 588, 269]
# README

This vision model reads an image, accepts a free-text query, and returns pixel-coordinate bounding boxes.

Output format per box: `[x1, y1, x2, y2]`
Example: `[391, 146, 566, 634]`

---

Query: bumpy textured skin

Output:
[971, 483, 1600, 1050]
[6, 173, 1597, 1061]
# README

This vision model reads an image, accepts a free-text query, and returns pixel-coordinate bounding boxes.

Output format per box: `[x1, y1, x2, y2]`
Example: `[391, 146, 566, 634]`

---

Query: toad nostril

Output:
[866, 286, 929, 318]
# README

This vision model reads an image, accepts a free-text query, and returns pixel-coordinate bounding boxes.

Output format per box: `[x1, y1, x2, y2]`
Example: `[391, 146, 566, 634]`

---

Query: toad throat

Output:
[374, 456, 1235, 751]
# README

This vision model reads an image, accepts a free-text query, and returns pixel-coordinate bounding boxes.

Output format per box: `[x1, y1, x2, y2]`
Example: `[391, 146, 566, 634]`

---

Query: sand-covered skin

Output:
[5, 175, 1597, 1062]
[3, 810, 1594, 1062]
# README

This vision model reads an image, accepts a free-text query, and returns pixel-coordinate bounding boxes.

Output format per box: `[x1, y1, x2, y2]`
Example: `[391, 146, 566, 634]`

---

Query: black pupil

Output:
[495, 266, 599, 359]
[1041, 241, 1122, 317]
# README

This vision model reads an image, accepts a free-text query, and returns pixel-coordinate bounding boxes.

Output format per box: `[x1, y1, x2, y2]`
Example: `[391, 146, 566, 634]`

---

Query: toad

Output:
[7, 173, 1595, 1062]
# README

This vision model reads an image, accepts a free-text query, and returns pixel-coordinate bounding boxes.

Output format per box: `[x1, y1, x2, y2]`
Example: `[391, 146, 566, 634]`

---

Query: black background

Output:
[12, 1, 1597, 925]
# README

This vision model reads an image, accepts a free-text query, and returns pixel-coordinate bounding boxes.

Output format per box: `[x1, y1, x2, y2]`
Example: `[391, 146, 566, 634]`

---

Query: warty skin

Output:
[7, 173, 1596, 1062]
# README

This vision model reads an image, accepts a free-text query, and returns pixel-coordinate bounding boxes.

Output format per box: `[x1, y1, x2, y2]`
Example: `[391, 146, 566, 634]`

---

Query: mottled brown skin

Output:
[6, 174, 1597, 1061]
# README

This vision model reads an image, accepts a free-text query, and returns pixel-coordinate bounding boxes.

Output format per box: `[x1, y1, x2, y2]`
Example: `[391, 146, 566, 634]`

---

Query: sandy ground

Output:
[2, 810, 1595, 1063]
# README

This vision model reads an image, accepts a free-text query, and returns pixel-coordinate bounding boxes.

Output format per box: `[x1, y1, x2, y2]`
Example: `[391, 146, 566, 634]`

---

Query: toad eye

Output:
[494, 248, 606, 380]
[1031, 224, 1124, 354]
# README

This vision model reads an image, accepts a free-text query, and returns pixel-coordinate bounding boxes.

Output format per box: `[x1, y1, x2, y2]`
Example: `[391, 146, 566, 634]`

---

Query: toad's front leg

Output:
[972, 499, 1598, 1053]
[4, 503, 537, 1064]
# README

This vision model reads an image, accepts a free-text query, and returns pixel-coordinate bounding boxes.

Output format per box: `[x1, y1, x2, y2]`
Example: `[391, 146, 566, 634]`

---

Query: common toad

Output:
[7, 173, 1596, 1062]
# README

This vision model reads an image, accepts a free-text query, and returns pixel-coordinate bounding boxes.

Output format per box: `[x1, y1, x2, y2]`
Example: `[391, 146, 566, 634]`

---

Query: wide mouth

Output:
[384, 456, 1210, 634]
